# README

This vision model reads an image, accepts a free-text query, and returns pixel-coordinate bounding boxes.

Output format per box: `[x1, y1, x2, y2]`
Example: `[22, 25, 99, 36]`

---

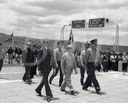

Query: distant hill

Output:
[0, 32, 128, 53]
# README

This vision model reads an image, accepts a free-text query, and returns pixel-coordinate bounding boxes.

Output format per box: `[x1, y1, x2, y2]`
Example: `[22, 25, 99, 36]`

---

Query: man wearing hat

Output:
[80, 41, 92, 86]
[0, 43, 5, 72]
[35, 39, 54, 102]
[61, 44, 77, 95]
[82, 39, 101, 94]
[49, 40, 64, 86]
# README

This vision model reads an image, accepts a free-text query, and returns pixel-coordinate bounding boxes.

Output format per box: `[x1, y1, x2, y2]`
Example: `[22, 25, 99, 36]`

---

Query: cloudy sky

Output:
[0, 0, 128, 45]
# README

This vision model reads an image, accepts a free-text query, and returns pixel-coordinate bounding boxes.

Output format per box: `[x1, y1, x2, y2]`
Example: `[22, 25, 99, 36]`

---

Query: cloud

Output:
[0, 0, 128, 46]
[0, 0, 6, 4]
[27, 0, 83, 14]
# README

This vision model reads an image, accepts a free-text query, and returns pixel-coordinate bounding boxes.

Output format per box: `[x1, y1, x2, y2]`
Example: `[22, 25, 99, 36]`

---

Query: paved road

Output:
[0, 65, 128, 103]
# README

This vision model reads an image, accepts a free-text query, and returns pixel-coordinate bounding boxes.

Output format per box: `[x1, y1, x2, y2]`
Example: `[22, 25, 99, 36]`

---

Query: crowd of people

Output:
[20, 38, 101, 102]
[0, 38, 128, 102]
[7, 46, 23, 64]
[75, 47, 128, 74]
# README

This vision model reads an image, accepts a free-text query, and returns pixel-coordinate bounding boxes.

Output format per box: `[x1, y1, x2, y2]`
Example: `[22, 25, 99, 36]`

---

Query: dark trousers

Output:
[111, 62, 116, 71]
[49, 61, 63, 86]
[80, 66, 85, 85]
[22, 66, 32, 81]
[102, 61, 108, 72]
[30, 65, 37, 79]
[83, 62, 100, 91]
[0, 59, 3, 72]
[35, 66, 53, 97]
[122, 63, 127, 72]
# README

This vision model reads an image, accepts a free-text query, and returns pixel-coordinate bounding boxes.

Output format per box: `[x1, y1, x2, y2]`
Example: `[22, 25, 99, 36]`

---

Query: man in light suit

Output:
[35, 39, 54, 102]
[61, 44, 77, 95]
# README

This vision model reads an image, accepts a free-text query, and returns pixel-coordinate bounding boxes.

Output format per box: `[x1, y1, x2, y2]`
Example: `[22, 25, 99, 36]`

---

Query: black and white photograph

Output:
[0, 0, 128, 102]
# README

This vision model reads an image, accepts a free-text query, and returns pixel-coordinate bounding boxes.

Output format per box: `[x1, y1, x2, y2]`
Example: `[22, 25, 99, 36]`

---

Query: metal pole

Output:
[111, 21, 119, 54]
[60, 24, 71, 40]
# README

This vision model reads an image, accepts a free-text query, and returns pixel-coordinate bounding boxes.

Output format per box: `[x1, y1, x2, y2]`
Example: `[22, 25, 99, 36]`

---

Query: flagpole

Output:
[12, 36, 13, 48]
[61, 24, 71, 40]
[11, 33, 14, 48]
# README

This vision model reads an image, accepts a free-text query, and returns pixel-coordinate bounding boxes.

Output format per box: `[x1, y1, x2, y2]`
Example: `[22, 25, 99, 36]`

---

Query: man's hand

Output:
[53, 69, 56, 75]
[74, 69, 77, 74]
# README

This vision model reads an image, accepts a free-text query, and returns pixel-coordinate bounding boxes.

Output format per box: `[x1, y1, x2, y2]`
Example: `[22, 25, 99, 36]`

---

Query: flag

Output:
[5, 33, 13, 43]
[68, 29, 74, 44]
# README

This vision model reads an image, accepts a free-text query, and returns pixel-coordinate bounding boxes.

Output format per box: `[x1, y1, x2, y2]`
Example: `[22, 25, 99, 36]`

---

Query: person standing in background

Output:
[0, 43, 5, 72]
[122, 52, 128, 75]
[7, 46, 14, 64]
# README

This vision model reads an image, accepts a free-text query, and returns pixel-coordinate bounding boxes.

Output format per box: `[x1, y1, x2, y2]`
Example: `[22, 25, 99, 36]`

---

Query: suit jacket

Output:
[37, 47, 55, 69]
[22, 48, 35, 67]
[61, 52, 76, 74]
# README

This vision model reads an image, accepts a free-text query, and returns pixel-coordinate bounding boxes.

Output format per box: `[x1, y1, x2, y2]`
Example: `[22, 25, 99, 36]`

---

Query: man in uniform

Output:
[35, 39, 54, 102]
[80, 42, 92, 86]
[82, 39, 101, 94]
[49, 40, 64, 86]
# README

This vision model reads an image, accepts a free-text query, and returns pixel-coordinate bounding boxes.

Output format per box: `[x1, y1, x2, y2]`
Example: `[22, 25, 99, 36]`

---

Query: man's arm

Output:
[74, 56, 77, 74]
[61, 54, 66, 75]
[80, 51, 84, 68]
[53, 49, 58, 68]
[84, 50, 90, 65]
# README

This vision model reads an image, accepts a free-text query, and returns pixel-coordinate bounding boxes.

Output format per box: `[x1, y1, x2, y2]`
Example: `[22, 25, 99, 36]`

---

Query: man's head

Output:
[66, 44, 73, 53]
[27, 41, 32, 49]
[90, 39, 98, 49]
[123, 52, 126, 56]
[84, 41, 90, 50]
[57, 40, 64, 48]
[43, 39, 50, 47]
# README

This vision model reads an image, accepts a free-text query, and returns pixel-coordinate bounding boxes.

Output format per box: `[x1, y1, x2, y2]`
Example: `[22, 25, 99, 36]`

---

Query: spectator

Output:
[7, 46, 14, 64]
[0, 43, 5, 72]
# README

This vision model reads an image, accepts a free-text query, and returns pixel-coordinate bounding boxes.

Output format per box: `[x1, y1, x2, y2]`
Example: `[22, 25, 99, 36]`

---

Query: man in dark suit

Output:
[22, 42, 35, 84]
[35, 39, 54, 102]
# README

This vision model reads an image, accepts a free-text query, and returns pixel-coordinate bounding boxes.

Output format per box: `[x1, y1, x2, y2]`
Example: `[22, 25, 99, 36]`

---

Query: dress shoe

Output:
[70, 90, 75, 95]
[82, 87, 88, 91]
[27, 79, 32, 85]
[22, 79, 26, 82]
[46, 96, 52, 102]
[96, 89, 101, 94]
[61, 89, 66, 92]
[35, 90, 42, 96]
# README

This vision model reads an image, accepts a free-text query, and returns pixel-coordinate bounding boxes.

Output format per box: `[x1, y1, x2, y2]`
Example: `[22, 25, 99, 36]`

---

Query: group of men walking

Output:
[22, 38, 101, 102]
